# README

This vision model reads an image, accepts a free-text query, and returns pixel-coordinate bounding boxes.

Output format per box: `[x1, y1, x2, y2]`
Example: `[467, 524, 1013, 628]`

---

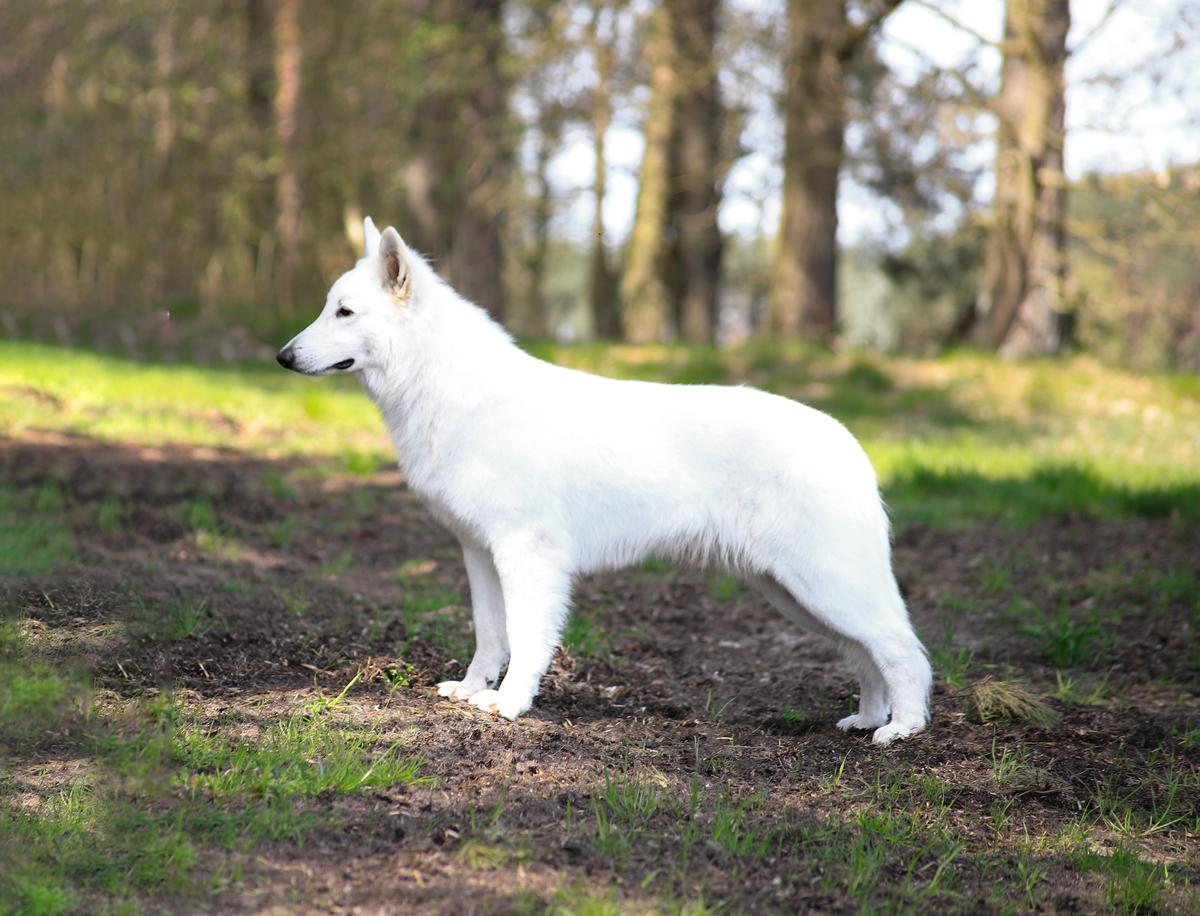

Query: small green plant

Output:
[166, 598, 214, 640]
[989, 739, 1031, 784]
[381, 662, 416, 693]
[1073, 842, 1169, 915]
[703, 690, 734, 724]
[562, 606, 609, 658]
[95, 493, 124, 532]
[710, 791, 775, 857]
[277, 585, 309, 616]
[1021, 608, 1103, 667]
[932, 635, 975, 690]
[1052, 671, 1111, 706]
[707, 574, 741, 602]
[186, 496, 219, 533]
[267, 518, 300, 549]
[781, 705, 807, 724]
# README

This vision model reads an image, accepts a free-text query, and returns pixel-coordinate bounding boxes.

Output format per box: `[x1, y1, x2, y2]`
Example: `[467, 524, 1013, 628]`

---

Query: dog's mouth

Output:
[326, 358, 356, 372]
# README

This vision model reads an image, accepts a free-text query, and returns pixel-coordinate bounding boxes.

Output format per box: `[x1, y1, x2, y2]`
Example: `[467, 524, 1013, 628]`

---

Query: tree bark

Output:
[447, 0, 510, 321]
[273, 0, 302, 309]
[621, 4, 676, 343]
[586, 2, 622, 339]
[977, 0, 1071, 356]
[767, 0, 847, 339]
[668, 0, 723, 344]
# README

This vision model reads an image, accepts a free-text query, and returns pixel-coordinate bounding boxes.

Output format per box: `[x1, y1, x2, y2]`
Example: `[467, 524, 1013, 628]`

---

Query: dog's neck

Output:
[358, 265, 520, 491]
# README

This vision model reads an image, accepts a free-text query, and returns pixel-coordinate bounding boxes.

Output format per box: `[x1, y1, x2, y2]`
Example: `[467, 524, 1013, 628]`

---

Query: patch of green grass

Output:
[932, 625, 975, 689]
[590, 762, 664, 869]
[1021, 608, 1105, 668]
[1072, 843, 1171, 914]
[706, 574, 741, 602]
[0, 486, 75, 576]
[394, 570, 471, 662]
[94, 493, 124, 533]
[133, 597, 219, 643]
[1, 689, 434, 913]
[563, 606, 610, 658]
[0, 340, 386, 459]
[702, 690, 734, 724]
[710, 791, 775, 857]
[1052, 671, 1111, 706]
[267, 518, 301, 548]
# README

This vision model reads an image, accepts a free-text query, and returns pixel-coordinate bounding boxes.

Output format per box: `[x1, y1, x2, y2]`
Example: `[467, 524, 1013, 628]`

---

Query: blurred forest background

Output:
[2, 0, 1199, 369]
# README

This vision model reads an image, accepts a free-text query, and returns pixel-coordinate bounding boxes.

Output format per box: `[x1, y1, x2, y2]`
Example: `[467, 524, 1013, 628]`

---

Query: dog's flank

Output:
[278, 217, 932, 744]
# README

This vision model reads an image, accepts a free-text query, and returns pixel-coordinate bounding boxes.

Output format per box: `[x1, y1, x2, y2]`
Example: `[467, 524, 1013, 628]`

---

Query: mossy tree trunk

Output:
[621, 3, 676, 343]
[977, 0, 1071, 357]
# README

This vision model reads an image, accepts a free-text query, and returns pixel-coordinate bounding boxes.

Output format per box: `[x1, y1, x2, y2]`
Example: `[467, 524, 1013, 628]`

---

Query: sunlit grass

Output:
[3, 339, 1199, 524]
[0, 340, 388, 461]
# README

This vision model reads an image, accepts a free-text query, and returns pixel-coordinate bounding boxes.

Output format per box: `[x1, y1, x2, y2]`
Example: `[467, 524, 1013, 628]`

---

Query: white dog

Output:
[277, 218, 931, 744]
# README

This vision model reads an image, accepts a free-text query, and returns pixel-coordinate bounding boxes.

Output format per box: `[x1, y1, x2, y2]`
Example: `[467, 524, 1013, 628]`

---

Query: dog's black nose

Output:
[276, 346, 295, 369]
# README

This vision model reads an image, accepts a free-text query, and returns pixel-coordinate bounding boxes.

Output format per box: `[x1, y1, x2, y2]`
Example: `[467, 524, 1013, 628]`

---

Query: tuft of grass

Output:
[710, 791, 775, 857]
[1072, 842, 1171, 915]
[1021, 608, 1105, 668]
[989, 740, 1031, 784]
[1052, 671, 1111, 706]
[969, 677, 1058, 728]
[0, 486, 75, 576]
[932, 624, 975, 689]
[562, 606, 610, 658]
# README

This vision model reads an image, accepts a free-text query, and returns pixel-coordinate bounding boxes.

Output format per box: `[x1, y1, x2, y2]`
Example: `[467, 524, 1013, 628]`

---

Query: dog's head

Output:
[276, 217, 413, 376]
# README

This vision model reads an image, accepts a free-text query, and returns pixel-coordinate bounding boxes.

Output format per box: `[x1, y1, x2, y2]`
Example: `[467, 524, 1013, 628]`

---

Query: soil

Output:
[2, 434, 1198, 914]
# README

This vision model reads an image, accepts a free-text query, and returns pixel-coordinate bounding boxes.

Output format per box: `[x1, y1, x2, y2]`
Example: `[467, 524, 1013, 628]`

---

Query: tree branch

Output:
[1068, 0, 1127, 55]
[840, 0, 906, 58]
[908, 0, 1006, 50]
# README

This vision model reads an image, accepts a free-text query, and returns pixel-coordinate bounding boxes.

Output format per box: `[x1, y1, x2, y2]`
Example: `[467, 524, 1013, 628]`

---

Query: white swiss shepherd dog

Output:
[278, 217, 932, 745]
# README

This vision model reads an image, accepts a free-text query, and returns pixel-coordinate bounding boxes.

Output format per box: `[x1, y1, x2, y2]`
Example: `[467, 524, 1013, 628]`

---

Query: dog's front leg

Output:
[438, 541, 509, 701]
[467, 540, 571, 721]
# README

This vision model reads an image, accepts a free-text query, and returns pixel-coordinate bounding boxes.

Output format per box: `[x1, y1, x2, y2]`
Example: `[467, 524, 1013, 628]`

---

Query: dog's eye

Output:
[336, 306, 354, 318]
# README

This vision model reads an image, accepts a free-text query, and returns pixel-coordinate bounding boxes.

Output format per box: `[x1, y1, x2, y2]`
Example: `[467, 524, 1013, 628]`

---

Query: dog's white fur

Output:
[279, 218, 931, 744]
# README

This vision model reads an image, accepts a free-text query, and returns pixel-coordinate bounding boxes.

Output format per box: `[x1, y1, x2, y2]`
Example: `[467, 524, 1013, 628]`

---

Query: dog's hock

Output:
[378, 226, 411, 300]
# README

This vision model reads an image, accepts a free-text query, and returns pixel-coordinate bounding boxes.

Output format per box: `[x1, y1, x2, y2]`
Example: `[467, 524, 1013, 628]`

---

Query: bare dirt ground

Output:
[2, 435, 1198, 913]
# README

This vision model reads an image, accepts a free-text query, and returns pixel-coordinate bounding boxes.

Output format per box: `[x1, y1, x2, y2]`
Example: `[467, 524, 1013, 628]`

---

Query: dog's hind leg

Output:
[752, 576, 888, 731]
[835, 646, 891, 732]
[438, 541, 509, 701]
[467, 537, 572, 721]
[760, 566, 930, 746]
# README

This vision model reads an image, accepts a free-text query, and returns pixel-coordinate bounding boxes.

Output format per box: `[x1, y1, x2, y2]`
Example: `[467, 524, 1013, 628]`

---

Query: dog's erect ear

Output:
[378, 227, 410, 299]
[362, 216, 381, 260]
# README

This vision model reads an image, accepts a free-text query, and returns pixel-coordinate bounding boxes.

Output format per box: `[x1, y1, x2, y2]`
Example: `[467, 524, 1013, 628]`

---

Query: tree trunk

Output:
[621, 4, 676, 343]
[587, 2, 622, 339]
[767, 0, 846, 339]
[524, 118, 557, 338]
[273, 0, 302, 310]
[447, 0, 510, 321]
[668, 0, 722, 344]
[977, 0, 1071, 356]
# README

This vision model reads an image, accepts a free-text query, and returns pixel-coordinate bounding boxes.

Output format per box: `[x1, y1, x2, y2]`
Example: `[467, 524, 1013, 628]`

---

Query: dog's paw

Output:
[837, 713, 889, 732]
[871, 720, 925, 746]
[467, 689, 530, 721]
[436, 680, 481, 701]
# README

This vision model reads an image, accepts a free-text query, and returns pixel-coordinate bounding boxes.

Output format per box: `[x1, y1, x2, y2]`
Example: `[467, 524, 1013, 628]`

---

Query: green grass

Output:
[0, 340, 388, 460]
[0, 485, 75, 576]
[4, 340, 1198, 527]
[1, 693, 432, 913]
